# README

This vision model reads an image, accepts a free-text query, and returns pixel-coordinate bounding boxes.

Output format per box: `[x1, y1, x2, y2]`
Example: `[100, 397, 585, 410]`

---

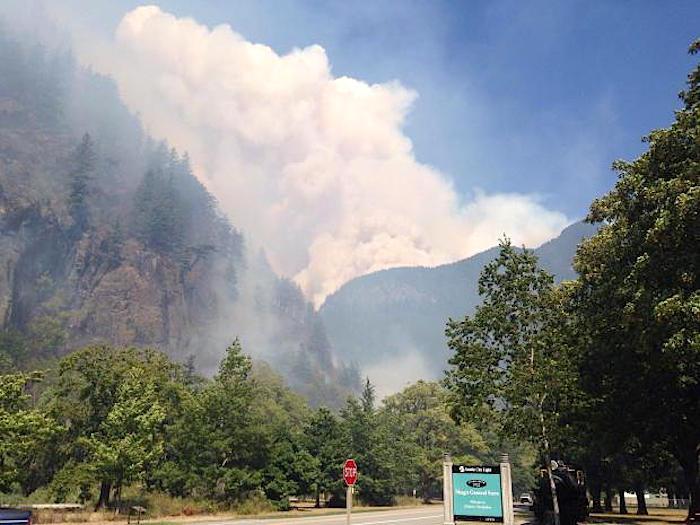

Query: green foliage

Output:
[154, 340, 260, 504]
[445, 239, 580, 451]
[382, 381, 489, 501]
[0, 371, 62, 493]
[0, 329, 29, 372]
[0, 341, 506, 512]
[217, 339, 252, 383]
[573, 42, 700, 517]
[47, 346, 185, 507]
[304, 407, 344, 506]
[27, 315, 67, 359]
[79, 367, 167, 494]
[340, 379, 397, 506]
[67, 133, 96, 236]
[132, 169, 186, 255]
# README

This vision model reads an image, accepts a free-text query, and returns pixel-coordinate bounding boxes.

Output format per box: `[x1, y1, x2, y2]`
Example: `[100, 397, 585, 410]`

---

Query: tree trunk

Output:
[634, 483, 648, 515]
[421, 472, 431, 503]
[604, 486, 613, 512]
[540, 405, 560, 525]
[677, 447, 700, 522]
[95, 481, 111, 510]
[114, 484, 122, 513]
[315, 487, 320, 508]
[618, 488, 628, 514]
[590, 481, 603, 513]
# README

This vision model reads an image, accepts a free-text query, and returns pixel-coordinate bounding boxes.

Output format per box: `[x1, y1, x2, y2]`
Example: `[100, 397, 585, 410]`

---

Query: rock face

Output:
[319, 221, 599, 391]
[0, 111, 238, 368]
[0, 30, 357, 406]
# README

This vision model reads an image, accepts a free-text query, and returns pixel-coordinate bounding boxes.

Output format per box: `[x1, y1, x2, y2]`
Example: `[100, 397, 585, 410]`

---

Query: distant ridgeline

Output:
[0, 29, 360, 407]
[320, 221, 599, 382]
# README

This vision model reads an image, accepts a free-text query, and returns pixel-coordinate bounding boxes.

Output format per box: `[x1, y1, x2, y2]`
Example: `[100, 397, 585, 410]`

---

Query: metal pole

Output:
[346, 485, 352, 525]
[443, 453, 455, 525]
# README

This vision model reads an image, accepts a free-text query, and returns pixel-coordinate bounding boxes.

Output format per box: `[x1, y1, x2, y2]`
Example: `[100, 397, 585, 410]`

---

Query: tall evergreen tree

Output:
[132, 169, 186, 254]
[305, 407, 345, 507]
[67, 133, 96, 236]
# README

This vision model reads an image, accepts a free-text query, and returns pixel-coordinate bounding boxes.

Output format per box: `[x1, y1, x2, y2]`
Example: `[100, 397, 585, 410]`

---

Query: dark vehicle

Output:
[533, 461, 588, 525]
[0, 508, 31, 525]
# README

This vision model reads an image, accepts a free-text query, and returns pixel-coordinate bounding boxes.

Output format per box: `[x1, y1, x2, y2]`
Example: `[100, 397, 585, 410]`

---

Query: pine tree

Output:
[67, 133, 96, 236]
[132, 169, 186, 254]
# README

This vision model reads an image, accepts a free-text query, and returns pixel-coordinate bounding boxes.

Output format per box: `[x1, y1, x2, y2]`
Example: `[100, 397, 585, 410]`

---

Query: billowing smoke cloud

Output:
[103, 5, 568, 306]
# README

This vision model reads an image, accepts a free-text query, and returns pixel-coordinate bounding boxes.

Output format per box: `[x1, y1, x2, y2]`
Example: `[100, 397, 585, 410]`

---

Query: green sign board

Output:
[452, 465, 503, 522]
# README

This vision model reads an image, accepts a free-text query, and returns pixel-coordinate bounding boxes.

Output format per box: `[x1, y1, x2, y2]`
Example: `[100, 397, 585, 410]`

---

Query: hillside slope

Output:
[320, 221, 597, 393]
[0, 30, 358, 406]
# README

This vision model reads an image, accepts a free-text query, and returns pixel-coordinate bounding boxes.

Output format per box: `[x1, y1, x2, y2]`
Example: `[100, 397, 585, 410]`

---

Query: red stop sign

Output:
[343, 459, 358, 485]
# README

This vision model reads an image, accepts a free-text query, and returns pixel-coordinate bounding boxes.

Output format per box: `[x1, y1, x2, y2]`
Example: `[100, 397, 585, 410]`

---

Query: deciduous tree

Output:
[573, 41, 700, 521]
[445, 240, 581, 525]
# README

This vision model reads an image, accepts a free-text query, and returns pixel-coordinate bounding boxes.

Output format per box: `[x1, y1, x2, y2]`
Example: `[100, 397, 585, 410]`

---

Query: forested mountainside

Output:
[320, 221, 598, 385]
[0, 29, 359, 406]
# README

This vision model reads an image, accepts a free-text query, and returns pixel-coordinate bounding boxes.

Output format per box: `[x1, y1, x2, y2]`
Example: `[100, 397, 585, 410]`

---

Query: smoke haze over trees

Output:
[0, 26, 358, 407]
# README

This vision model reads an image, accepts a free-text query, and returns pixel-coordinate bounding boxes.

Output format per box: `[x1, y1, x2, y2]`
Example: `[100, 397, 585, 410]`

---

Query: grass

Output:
[1, 488, 219, 524]
[589, 508, 688, 525]
[233, 492, 275, 516]
[393, 496, 424, 507]
[2, 487, 436, 525]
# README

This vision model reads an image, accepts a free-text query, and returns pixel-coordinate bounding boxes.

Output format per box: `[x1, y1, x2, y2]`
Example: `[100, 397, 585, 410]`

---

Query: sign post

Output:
[443, 454, 455, 525]
[499, 455, 514, 525]
[343, 459, 358, 525]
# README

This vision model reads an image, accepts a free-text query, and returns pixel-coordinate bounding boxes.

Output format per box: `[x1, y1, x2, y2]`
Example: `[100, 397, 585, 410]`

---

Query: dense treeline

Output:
[0, 341, 530, 511]
[445, 42, 699, 521]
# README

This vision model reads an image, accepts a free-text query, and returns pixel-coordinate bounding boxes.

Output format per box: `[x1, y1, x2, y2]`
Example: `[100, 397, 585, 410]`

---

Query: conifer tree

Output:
[67, 133, 96, 236]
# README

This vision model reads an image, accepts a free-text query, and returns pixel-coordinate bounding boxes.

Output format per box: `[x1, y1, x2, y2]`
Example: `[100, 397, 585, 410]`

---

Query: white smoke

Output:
[99, 5, 568, 306]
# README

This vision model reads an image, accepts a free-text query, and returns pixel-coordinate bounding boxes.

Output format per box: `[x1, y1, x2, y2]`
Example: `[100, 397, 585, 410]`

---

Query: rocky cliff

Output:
[0, 29, 358, 406]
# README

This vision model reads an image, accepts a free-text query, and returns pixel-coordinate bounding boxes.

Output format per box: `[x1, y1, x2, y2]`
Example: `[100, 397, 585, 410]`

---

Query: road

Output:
[198, 507, 444, 525]
[192, 505, 532, 525]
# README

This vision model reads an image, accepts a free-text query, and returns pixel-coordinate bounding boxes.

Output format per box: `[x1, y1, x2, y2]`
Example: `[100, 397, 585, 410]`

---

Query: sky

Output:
[3, 0, 698, 304]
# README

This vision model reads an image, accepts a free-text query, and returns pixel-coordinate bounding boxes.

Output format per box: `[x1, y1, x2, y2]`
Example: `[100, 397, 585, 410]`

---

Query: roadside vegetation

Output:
[0, 340, 535, 515]
[445, 41, 700, 522]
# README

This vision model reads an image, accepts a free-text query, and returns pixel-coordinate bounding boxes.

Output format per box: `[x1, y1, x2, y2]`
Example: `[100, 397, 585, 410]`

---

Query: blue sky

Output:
[76, 0, 699, 220]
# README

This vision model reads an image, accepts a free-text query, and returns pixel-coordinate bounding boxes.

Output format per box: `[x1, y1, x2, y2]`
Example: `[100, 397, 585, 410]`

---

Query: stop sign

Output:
[343, 458, 358, 485]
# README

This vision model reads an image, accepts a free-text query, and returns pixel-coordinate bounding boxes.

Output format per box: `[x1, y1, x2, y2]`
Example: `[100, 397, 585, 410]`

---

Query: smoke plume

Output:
[100, 5, 568, 306]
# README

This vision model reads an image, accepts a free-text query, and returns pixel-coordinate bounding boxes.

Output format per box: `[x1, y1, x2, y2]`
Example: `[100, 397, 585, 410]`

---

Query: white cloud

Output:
[101, 5, 568, 306]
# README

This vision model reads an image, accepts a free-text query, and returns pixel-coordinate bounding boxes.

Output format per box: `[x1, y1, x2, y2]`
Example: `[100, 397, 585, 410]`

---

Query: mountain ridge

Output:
[319, 221, 598, 394]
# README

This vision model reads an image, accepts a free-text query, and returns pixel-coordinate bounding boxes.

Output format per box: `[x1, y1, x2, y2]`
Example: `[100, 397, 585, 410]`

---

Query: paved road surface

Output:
[200, 507, 444, 525]
[194, 505, 533, 525]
